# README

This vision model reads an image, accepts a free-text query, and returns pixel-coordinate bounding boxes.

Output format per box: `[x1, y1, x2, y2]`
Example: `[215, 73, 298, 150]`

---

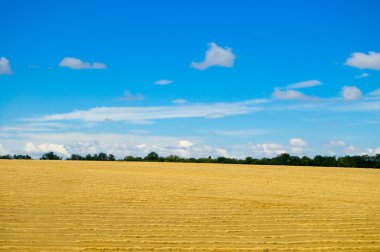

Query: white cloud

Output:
[343, 145, 363, 155]
[370, 88, 380, 96]
[367, 147, 380, 155]
[179, 140, 194, 148]
[344, 51, 380, 71]
[0, 57, 13, 75]
[25, 143, 69, 156]
[273, 80, 321, 101]
[323, 140, 380, 156]
[2, 130, 380, 159]
[66, 141, 100, 154]
[13, 133, 207, 158]
[324, 140, 347, 147]
[172, 98, 187, 104]
[154, 79, 173, 85]
[0, 131, 287, 159]
[343, 145, 380, 156]
[241, 99, 270, 105]
[287, 80, 322, 89]
[250, 143, 287, 157]
[0, 143, 7, 155]
[355, 72, 369, 78]
[23, 92, 380, 126]
[216, 148, 229, 157]
[92, 62, 107, 69]
[272, 88, 316, 101]
[289, 138, 307, 147]
[24, 143, 40, 153]
[191, 42, 236, 70]
[341, 86, 362, 101]
[0, 122, 69, 133]
[30, 101, 257, 123]
[289, 138, 307, 154]
[116, 90, 144, 101]
[335, 100, 380, 111]
[59, 57, 107, 70]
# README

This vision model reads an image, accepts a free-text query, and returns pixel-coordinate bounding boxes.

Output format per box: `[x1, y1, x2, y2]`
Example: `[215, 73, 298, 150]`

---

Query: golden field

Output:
[1, 160, 380, 251]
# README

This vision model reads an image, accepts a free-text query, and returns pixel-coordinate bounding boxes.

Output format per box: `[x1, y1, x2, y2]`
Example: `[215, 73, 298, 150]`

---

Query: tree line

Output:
[1, 151, 380, 168]
[0, 154, 32, 160]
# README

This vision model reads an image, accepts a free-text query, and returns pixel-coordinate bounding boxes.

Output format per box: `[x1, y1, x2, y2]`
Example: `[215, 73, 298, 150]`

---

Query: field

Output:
[1, 160, 380, 251]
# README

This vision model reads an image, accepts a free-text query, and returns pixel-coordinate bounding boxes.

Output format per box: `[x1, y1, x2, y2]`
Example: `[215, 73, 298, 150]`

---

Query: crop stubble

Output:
[0, 160, 379, 251]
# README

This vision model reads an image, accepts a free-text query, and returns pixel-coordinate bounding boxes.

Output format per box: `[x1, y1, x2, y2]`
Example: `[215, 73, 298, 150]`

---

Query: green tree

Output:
[166, 155, 180, 162]
[145, 152, 159, 161]
[124, 155, 136, 161]
[70, 154, 84, 160]
[40, 152, 62, 160]
[0, 154, 12, 159]
[108, 154, 116, 161]
[98, 152, 108, 161]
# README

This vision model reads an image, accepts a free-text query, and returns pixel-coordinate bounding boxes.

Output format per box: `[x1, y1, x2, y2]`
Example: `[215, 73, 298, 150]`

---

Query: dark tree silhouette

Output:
[40, 152, 62, 160]
[97, 152, 108, 161]
[145, 152, 159, 161]
[14, 150, 378, 169]
[108, 154, 116, 161]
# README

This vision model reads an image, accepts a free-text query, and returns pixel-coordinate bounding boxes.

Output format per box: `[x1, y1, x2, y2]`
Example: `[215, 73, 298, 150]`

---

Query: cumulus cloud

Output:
[355, 72, 369, 78]
[216, 148, 229, 157]
[289, 138, 307, 147]
[344, 51, 380, 71]
[0, 143, 7, 155]
[0, 131, 301, 159]
[154, 79, 173, 85]
[250, 143, 287, 157]
[341, 86, 362, 101]
[289, 138, 307, 154]
[66, 141, 100, 154]
[367, 147, 380, 155]
[191, 42, 236, 70]
[179, 140, 194, 148]
[172, 98, 187, 104]
[323, 140, 379, 156]
[229, 139, 308, 157]
[116, 90, 144, 101]
[3, 130, 380, 159]
[287, 80, 322, 89]
[25, 143, 69, 156]
[342, 145, 363, 155]
[59, 57, 107, 70]
[0, 57, 13, 75]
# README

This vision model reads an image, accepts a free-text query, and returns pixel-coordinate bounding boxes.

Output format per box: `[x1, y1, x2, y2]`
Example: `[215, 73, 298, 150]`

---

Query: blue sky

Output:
[0, 0, 379, 158]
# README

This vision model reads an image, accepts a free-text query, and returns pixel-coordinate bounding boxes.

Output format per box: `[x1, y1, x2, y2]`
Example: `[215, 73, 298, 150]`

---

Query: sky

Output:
[0, 0, 380, 158]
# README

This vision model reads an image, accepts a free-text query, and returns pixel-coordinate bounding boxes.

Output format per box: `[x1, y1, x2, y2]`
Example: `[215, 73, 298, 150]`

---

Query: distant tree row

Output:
[0, 154, 32, 160]
[74, 152, 380, 168]
[1, 152, 380, 168]
[68, 152, 116, 161]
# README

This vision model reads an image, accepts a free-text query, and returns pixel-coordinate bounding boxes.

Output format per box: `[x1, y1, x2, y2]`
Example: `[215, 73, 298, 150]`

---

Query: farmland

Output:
[1, 160, 380, 251]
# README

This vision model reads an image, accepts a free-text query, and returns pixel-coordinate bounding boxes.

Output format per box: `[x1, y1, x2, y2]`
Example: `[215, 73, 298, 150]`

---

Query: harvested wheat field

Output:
[0, 160, 380, 251]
